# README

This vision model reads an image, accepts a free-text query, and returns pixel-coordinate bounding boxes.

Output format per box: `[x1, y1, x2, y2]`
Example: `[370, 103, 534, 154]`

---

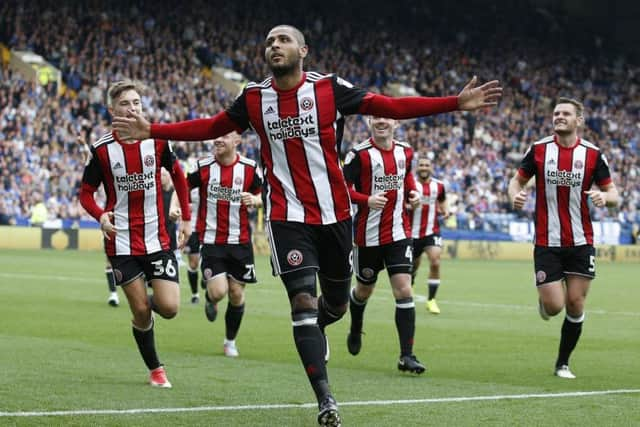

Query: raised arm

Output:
[358, 76, 502, 119]
[112, 111, 242, 142]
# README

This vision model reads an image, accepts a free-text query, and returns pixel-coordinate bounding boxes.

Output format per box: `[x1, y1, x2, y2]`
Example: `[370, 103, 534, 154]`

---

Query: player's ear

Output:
[299, 44, 308, 60]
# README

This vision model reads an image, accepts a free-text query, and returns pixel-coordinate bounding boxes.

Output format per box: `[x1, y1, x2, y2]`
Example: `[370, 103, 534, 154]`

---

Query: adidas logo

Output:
[264, 106, 275, 115]
[113, 162, 123, 170]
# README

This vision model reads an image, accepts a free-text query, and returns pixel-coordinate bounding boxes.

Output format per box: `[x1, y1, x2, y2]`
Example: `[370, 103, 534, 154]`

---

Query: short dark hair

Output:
[269, 25, 306, 46]
[107, 80, 145, 107]
[556, 97, 584, 117]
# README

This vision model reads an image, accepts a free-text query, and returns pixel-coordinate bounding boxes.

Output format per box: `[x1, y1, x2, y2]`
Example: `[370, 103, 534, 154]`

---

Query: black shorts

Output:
[184, 232, 201, 255]
[413, 234, 442, 258]
[108, 251, 180, 286]
[354, 238, 414, 284]
[534, 245, 596, 286]
[200, 243, 257, 284]
[266, 219, 353, 279]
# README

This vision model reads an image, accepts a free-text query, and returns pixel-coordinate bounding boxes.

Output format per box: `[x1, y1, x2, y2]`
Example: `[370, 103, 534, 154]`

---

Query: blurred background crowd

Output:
[1, 0, 638, 242]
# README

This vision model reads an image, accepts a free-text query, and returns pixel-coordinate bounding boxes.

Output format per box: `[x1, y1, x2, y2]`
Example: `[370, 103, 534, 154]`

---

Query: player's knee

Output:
[290, 292, 317, 313]
[565, 299, 585, 316]
[228, 284, 245, 305]
[355, 282, 374, 300]
[545, 302, 564, 316]
[157, 301, 179, 319]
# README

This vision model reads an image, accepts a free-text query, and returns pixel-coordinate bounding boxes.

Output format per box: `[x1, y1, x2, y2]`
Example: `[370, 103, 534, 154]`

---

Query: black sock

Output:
[292, 312, 330, 403]
[225, 303, 245, 340]
[317, 295, 342, 332]
[428, 279, 440, 300]
[349, 288, 367, 333]
[132, 318, 161, 370]
[105, 268, 116, 292]
[188, 269, 199, 294]
[556, 314, 584, 367]
[316, 276, 350, 331]
[395, 297, 416, 356]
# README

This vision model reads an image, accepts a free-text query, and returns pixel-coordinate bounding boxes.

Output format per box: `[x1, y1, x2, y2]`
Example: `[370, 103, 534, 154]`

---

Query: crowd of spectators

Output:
[1, 0, 638, 241]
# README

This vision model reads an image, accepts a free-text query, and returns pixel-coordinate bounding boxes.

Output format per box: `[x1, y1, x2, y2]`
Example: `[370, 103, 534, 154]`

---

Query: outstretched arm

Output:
[112, 111, 242, 142]
[358, 76, 501, 118]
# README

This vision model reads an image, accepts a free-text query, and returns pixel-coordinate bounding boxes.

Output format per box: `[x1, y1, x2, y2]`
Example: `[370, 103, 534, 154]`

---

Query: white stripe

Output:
[396, 301, 415, 309]
[204, 163, 221, 244]
[569, 145, 587, 245]
[544, 144, 561, 246]
[297, 83, 337, 224]
[107, 143, 131, 255]
[3, 389, 638, 417]
[264, 221, 281, 275]
[291, 317, 317, 326]
[140, 139, 161, 253]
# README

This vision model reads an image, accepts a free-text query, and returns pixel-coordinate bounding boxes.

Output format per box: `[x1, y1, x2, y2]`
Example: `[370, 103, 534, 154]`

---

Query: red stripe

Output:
[355, 150, 372, 246]
[314, 78, 351, 221]
[535, 144, 549, 246]
[434, 182, 444, 234]
[196, 165, 210, 240]
[378, 146, 397, 245]
[557, 147, 574, 246]
[216, 161, 232, 244]
[123, 143, 146, 255]
[238, 164, 253, 243]
[277, 88, 321, 223]
[96, 144, 117, 256]
[246, 89, 287, 221]
[155, 140, 170, 252]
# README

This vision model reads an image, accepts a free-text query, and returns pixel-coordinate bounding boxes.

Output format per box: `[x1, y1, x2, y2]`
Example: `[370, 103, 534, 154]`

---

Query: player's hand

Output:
[99, 211, 117, 239]
[585, 190, 606, 208]
[457, 76, 502, 110]
[440, 211, 452, 219]
[241, 192, 259, 207]
[512, 190, 527, 210]
[408, 190, 421, 208]
[368, 192, 388, 210]
[111, 110, 151, 141]
[177, 220, 191, 249]
[169, 208, 181, 222]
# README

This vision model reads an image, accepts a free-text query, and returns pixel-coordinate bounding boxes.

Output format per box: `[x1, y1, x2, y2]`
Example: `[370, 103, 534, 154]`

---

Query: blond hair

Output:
[556, 97, 584, 117]
[107, 80, 145, 107]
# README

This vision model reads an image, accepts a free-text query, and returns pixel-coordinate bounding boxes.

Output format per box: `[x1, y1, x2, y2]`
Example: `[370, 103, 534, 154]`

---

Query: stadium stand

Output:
[0, 0, 638, 242]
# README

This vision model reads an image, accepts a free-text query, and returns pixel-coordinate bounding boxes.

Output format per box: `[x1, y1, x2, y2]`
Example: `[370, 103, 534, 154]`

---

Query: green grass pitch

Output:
[0, 249, 638, 426]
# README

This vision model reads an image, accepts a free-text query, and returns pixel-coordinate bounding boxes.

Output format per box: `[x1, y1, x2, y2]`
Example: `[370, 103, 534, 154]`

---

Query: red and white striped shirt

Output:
[411, 177, 446, 238]
[518, 135, 612, 247]
[188, 155, 262, 245]
[150, 72, 460, 225]
[227, 72, 367, 225]
[343, 138, 416, 247]
[80, 132, 190, 256]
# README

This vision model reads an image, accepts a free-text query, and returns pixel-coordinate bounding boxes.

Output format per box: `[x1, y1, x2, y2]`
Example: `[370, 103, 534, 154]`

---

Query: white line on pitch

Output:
[2, 389, 639, 417]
